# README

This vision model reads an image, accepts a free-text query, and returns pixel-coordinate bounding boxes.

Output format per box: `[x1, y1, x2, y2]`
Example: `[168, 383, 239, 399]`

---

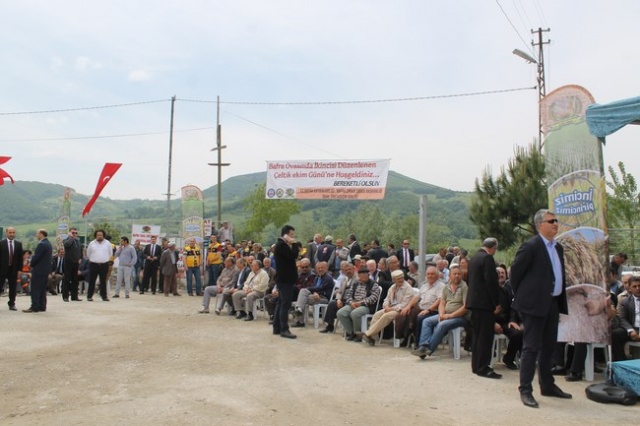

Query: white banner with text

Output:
[265, 159, 390, 200]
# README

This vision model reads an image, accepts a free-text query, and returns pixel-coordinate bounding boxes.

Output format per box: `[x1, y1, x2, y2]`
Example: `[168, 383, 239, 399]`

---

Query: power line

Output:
[496, 0, 536, 57]
[0, 99, 170, 116]
[179, 86, 535, 106]
[0, 87, 535, 117]
[533, 0, 548, 27]
[0, 126, 214, 143]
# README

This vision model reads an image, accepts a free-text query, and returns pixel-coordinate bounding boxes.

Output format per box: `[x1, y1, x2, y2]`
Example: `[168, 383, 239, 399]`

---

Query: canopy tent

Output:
[586, 95, 640, 138]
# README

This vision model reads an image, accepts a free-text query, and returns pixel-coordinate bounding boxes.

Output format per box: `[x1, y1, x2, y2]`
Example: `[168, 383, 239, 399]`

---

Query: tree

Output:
[606, 161, 640, 261]
[470, 144, 547, 248]
[242, 182, 301, 241]
[90, 220, 121, 242]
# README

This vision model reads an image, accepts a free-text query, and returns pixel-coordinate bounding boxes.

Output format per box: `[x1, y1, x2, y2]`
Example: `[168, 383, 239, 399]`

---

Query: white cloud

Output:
[75, 56, 102, 72]
[128, 69, 152, 82]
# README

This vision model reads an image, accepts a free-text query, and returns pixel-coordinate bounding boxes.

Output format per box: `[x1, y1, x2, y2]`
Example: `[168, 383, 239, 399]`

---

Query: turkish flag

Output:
[0, 156, 15, 185]
[82, 163, 122, 217]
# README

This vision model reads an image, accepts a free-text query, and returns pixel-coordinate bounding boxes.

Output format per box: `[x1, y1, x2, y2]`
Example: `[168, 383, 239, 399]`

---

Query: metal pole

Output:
[532, 28, 550, 152]
[166, 95, 176, 233]
[216, 96, 222, 228]
[417, 195, 427, 285]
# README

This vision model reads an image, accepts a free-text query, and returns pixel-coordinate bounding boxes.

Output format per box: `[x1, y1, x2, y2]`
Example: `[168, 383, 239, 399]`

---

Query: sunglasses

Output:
[541, 219, 558, 224]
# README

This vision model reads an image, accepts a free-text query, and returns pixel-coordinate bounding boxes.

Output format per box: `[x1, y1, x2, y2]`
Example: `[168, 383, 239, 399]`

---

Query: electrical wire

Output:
[0, 99, 170, 116]
[496, 0, 536, 57]
[179, 86, 535, 106]
[0, 126, 214, 143]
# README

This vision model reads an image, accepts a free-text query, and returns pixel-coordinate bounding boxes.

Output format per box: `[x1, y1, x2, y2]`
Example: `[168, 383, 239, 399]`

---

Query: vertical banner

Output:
[541, 85, 609, 344]
[55, 187, 72, 249]
[181, 185, 204, 244]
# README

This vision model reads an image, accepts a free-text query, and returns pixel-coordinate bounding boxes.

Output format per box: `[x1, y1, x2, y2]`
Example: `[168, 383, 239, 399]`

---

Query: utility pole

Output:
[164, 95, 176, 234]
[532, 28, 550, 151]
[208, 96, 230, 230]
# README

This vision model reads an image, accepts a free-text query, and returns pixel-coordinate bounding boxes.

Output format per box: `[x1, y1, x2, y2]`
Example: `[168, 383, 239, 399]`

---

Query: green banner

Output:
[541, 85, 609, 344]
[181, 185, 204, 244]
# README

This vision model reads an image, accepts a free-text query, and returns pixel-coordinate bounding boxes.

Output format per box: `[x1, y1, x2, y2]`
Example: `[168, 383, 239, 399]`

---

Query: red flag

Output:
[0, 156, 15, 185]
[82, 163, 122, 217]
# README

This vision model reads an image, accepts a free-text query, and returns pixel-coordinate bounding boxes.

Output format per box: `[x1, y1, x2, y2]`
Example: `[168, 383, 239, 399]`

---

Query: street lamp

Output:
[513, 28, 550, 152]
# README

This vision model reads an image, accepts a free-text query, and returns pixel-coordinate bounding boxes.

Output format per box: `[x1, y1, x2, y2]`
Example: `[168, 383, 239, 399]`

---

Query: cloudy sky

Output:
[1, 1, 639, 200]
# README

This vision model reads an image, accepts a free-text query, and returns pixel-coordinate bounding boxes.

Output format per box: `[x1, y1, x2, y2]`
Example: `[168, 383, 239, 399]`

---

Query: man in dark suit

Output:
[511, 209, 572, 408]
[0, 227, 24, 311]
[348, 234, 362, 259]
[141, 235, 162, 294]
[466, 237, 500, 379]
[273, 225, 300, 339]
[24, 229, 53, 313]
[63, 227, 83, 301]
[611, 275, 640, 361]
[0, 226, 24, 311]
[367, 239, 388, 265]
[396, 239, 415, 272]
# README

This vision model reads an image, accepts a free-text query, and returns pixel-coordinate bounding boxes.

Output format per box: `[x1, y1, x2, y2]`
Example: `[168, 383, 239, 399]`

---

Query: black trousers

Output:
[88, 262, 109, 300]
[273, 283, 293, 334]
[142, 262, 158, 293]
[1, 266, 19, 307]
[323, 300, 340, 326]
[30, 272, 48, 311]
[499, 323, 523, 363]
[63, 260, 80, 300]
[519, 298, 559, 393]
[471, 308, 495, 374]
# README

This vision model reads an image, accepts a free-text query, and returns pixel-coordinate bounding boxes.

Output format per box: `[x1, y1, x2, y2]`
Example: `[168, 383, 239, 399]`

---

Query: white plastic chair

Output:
[490, 334, 509, 368]
[304, 287, 336, 328]
[447, 327, 464, 360]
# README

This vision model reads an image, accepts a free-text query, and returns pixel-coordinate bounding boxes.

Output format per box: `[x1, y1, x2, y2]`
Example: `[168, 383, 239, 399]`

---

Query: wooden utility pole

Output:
[208, 96, 230, 230]
[164, 95, 176, 233]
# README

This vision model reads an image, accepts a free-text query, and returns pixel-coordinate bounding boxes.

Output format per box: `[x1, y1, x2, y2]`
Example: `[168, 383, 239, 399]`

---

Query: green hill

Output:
[0, 171, 477, 250]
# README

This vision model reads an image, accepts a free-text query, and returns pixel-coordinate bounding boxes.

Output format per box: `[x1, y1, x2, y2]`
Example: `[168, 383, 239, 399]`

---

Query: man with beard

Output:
[86, 229, 112, 302]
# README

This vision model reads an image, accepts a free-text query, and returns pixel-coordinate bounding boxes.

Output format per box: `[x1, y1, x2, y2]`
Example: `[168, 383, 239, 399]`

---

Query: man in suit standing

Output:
[1, 226, 24, 311]
[159, 242, 180, 296]
[141, 235, 162, 294]
[396, 239, 415, 272]
[273, 225, 300, 339]
[24, 229, 52, 313]
[63, 227, 83, 301]
[511, 209, 572, 408]
[466, 237, 501, 379]
[305, 234, 322, 268]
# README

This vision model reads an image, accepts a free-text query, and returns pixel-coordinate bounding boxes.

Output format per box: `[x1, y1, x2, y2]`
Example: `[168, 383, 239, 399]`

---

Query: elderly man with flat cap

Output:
[362, 269, 414, 346]
[160, 242, 180, 296]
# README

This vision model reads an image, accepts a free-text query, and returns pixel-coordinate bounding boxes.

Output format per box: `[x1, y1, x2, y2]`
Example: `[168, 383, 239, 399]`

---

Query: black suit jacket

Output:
[143, 244, 162, 265]
[618, 294, 638, 332]
[466, 248, 499, 311]
[396, 248, 415, 269]
[511, 235, 568, 317]
[274, 237, 300, 285]
[51, 255, 65, 274]
[0, 238, 23, 274]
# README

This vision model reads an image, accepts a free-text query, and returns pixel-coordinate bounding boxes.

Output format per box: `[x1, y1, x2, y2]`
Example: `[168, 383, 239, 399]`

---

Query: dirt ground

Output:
[1, 288, 637, 426]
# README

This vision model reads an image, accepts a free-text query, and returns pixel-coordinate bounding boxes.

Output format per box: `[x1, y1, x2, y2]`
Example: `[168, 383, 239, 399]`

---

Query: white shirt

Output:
[87, 239, 112, 263]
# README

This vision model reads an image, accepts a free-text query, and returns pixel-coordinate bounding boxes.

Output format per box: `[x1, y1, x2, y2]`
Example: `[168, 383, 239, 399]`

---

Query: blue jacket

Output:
[31, 238, 53, 276]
